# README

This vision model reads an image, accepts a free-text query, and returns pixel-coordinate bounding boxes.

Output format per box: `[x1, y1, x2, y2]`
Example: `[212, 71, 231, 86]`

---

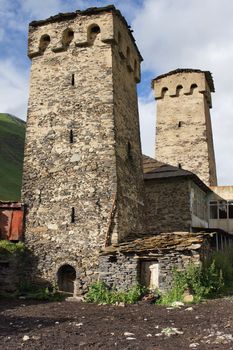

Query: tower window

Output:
[127, 141, 132, 159]
[178, 163, 182, 169]
[62, 28, 74, 47]
[39, 34, 50, 52]
[88, 24, 101, 44]
[178, 121, 182, 128]
[71, 207, 75, 223]
[71, 74, 75, 86]
[69, 130, 74, 143]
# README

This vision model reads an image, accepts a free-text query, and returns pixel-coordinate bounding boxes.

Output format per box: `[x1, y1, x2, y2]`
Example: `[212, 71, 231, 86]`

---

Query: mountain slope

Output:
[0, 113, 25, 201]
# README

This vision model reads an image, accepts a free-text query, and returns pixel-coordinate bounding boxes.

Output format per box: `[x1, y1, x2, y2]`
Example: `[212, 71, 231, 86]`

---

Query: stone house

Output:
[1, 5, 232, 295]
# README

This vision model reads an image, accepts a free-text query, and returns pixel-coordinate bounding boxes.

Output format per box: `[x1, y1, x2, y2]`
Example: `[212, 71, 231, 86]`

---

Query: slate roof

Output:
[100, 232, 215, 255]
[152, 68, 215, 92]
[142, 155, 210, 193]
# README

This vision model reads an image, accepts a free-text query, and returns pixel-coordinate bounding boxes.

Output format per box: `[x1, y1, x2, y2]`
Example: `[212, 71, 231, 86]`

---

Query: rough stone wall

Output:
[144, 178, 191, 233]
[153, 71, 217, 186]
[99, 250, 201, 292]
[111, 15, 145, 243]
[0, 251, 24, 293]
[99, 253, 139, 290]
[22, 9, 144, 294]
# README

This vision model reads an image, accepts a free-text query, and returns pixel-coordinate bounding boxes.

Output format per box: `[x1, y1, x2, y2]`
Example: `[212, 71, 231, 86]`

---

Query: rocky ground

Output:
[0, 297, 233, 349]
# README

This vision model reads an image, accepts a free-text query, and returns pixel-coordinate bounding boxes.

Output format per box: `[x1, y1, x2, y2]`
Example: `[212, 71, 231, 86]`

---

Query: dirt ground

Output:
[0, 297, 233, 350]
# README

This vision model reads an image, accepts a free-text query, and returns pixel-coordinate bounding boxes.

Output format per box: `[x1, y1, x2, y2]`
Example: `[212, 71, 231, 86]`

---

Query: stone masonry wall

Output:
[144, 178, 191, 233]
[99, 253, 139, 291]
[111, 15, 145, 243]
[21, 8, 144, 294]
[153, 71, 217, 186]
[99, 250, 201, 293]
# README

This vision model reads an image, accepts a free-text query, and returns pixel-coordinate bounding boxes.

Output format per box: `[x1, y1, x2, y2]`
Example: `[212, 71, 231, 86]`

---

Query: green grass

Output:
[0, 113, 25, 201]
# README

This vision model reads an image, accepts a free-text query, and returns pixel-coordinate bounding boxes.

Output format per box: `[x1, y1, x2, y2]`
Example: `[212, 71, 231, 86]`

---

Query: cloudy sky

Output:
[0, 0, 233, 185]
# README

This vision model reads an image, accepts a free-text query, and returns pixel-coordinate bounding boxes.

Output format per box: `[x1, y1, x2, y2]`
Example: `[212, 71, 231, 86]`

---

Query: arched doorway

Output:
[57, 264, 76, 294]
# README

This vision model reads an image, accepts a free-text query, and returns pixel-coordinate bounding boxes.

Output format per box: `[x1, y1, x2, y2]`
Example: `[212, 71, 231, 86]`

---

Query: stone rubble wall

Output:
[99, 250, 201, 293]
[144, 178, 191, 233]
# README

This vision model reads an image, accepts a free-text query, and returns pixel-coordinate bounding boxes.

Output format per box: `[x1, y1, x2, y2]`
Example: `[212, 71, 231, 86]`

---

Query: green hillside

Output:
[0, 113, 25, 201]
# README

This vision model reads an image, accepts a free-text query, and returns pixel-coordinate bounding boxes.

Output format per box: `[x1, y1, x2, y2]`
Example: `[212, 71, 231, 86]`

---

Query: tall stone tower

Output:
[22, 6, 145, 295]
[152, 69, 217, 186]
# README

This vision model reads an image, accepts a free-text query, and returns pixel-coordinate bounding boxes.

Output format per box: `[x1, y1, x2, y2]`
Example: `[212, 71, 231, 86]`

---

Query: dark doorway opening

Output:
[57, 264, 76, 294]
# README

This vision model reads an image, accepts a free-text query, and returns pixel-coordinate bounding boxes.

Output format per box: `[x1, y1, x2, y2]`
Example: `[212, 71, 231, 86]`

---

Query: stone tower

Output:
[152, 69, 217, 186]
[22, 6, 145, 295]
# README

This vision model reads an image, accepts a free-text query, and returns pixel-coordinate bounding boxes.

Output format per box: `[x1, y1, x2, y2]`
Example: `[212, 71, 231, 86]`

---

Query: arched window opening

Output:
[62, 28, 74, 48]
[39, 34, 50, 53]
[176, 84, 183, 96]
[57, 264, 76, 294]
[161, 87, 168, 98]
[88, 24, 101, 45]
[190, 83, 198, 94]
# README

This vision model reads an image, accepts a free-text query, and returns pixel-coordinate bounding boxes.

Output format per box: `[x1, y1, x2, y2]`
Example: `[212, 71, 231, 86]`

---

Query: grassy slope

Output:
[0, 113, 25, 201]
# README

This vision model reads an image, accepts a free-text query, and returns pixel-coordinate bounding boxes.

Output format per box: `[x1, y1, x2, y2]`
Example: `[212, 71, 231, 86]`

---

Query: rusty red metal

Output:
[0, 202, 24, 241]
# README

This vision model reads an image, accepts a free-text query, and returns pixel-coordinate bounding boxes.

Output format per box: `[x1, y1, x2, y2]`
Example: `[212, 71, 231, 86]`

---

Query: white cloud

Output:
[133, 0, 233, 185]
[0, 59, 29, 119]
[138, 94, 155, 157]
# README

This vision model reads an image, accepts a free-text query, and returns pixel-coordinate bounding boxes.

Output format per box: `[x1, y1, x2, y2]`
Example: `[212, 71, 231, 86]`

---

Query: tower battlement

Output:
[28, 5, 141, 82]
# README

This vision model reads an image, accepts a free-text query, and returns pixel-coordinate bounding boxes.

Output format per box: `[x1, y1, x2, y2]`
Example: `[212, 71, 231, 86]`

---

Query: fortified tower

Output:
[152, 69, 217, 186]
[22, 6, 145, 295]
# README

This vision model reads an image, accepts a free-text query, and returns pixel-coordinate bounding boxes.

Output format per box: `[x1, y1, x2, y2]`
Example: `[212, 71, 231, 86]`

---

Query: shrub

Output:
[0, 240, 25, 255]
[85, 281, 145, 304]
[159, 261, 224, 305]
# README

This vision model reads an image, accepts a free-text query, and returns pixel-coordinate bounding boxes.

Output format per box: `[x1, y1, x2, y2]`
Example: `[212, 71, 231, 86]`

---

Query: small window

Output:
[88, 24, 100, 44]
[209, 201, 218, 219]
[69, 130, 74, 143]
[39, 34, 50, 52]
[71, 74, 75, 86]
[71, 207, 75, 223]
[219, 201, 227, 219]
[62, 28, 74, 47]
[178, 163, 182, 169]
[127, 141, 132, 159]
[176, 85, 183, 96]
[161, 87, 168, 98]
[229, 201, 233, 219]
[178, 121, 182, 128]
[190, 84, 198, 93]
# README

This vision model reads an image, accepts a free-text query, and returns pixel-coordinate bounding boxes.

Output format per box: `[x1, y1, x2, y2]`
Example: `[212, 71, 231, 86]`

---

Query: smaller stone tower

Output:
[152, 69, 217, 186]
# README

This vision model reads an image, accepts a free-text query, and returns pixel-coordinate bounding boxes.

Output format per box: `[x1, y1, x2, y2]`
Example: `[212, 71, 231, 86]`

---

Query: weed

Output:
[85, 281, 146, 304]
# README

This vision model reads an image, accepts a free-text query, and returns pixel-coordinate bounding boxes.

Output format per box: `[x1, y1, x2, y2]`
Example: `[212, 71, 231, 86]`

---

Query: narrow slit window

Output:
[71, 74, 75, 86]
[69, 130, 74, 143]
[71, 207, 75, 223]
[127, 141, 132, 159]
[178, 163, 182, 168]
[178, 121, 182, 128]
